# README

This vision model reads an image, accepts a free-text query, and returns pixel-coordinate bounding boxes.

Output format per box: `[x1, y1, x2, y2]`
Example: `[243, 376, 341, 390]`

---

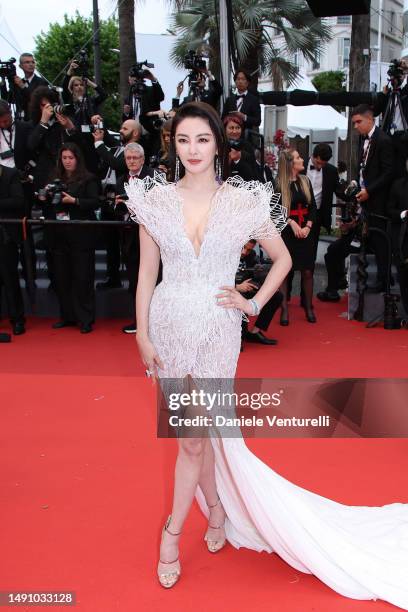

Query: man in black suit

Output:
[93, 119, 142, 290]
[115, 143, 155, 333]
[222, 70, 261, 132]
[13, 53, 48, 120]
[387, 175, 408, 317]
[351, 104, 395, 292]
[172, 67, 222, 110]
[123, 69, 164, 156]
[0, 165, 26, 335]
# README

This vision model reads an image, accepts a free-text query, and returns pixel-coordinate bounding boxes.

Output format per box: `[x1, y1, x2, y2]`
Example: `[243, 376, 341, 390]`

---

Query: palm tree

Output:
[118, 0, 137, 102]
[168, 0, 332, 91]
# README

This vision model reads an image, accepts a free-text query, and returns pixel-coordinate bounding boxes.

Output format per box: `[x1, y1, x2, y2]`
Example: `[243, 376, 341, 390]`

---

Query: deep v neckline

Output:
[174, 182, 225, 259]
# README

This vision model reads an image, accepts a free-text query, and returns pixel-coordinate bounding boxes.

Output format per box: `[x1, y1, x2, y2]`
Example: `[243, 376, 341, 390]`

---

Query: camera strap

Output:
[0, 122, 14, 152]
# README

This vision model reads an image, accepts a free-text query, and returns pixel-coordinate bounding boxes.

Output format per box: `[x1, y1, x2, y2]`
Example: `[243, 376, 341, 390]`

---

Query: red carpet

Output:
[1, 298, 407, 611]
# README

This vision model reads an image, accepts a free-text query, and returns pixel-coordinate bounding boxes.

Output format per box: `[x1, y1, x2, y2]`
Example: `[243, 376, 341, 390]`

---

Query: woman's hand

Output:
[300, 226, 311, 239]
[229, 149, 241, 163]
[215, 285, 255, 316]
[136, 333, 164, 383]
[236, 279, 258, 293]
[289, 220, 303, 238]
[56, 112, 74, 130]
[61, 193, 76, 205]
[40, 103, 54, 124]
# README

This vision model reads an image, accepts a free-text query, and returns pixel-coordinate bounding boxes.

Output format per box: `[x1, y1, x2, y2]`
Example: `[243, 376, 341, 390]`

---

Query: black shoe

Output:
[245, 331, 278, 345]
[122, 323, 136, 334]
[52, 321, 76, 329]
[12, 322, 26, 335]
[304, 308, 317, 323]
[0, 332, 11, 343]
[337, 277, 348, 290]
[317, 291, 340, 303]
[96, 279, 122, 290]
[80, 323, 93, 334]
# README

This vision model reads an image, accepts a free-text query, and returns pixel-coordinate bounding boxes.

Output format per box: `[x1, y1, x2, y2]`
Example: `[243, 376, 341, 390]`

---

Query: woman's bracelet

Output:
[248, 298, 260, 316]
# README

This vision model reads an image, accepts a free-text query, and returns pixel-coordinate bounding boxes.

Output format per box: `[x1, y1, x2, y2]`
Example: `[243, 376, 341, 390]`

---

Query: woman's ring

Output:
[145, 368, 153, 377]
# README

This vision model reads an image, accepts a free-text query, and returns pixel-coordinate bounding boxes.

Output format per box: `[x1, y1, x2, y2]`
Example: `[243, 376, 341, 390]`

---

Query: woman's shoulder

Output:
[222, 176, 279, 202]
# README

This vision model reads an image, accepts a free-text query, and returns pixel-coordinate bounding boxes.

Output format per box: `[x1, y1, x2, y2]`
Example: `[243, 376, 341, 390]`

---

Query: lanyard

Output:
[1, 123, 14, 150]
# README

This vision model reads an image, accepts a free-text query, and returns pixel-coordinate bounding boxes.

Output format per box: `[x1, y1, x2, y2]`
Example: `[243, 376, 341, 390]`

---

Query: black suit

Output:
[304, 159, 340, 234]
[358, 127, 394, 284]
[14, 74, 49, 120]
[0, 166, 25, 325]
[222, 91, 261, 130]
[44, 176, 100, 326]
[27, 122, 78, 189]
[388, 176, 408, 315]
[374, 84, 408, 179]
[116, 166, 156, 321]
[123, 83, 165, 153]
[172, 79, 223, 110]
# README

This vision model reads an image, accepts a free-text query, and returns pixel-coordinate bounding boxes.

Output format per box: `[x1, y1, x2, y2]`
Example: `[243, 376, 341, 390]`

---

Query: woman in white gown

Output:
[125, 102, 408, 609]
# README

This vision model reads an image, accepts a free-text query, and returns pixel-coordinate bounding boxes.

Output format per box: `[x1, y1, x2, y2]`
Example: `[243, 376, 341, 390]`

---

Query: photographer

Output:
[374, 59, 408, 179]
[27, 86, 77, 190]
[0, 165, 26, 335]
[223, 113, 258, 181]
[222, 70, 261, 133]
[172, 60, 222, 110]
[93, 118, 142, 289]
[12, 53, 48, 120]
[39, 143, 100, 333]
[236, 240, 282, 347]
[351, 104, 394, 293]
[388, 172, 408, 317]
[62, 59, 107, 122]
[115, 142, 155, 333]
[123, 65, 164, 155]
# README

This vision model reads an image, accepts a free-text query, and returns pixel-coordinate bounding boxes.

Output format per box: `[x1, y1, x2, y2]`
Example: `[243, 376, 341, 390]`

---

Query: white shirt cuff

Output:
[401, 210, 407, 219]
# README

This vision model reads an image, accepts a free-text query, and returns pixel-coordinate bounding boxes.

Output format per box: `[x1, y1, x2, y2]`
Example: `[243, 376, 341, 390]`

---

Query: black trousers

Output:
[242, 291, 283, 333]
[51, 233, 95, 326]
[324, 233, 359, 292]
[0, 239, 25, 324]
[101, 207, 121, 282]
[367, 215, 389, 284]
[396, 264, 408, 316]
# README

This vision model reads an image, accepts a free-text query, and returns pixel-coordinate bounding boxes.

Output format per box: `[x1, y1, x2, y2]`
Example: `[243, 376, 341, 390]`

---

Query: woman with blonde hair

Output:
[277, 148, 317, 324]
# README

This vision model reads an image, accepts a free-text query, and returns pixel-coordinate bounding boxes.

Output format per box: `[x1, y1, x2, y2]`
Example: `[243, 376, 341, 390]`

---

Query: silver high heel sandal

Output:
[157, 515, 181, 588]
[204, 495, 227, 553]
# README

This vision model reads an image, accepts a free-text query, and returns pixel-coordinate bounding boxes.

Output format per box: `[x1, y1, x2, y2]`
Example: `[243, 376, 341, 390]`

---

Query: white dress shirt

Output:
[0, 124, 16, 168]
[307, 158, 323, 210]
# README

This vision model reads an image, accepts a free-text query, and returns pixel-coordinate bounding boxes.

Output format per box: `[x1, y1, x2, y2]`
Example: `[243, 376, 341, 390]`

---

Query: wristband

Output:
[248, 298, 260, 316]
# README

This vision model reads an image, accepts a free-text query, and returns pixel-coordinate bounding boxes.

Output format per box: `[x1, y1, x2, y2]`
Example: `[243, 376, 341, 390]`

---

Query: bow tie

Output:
[236, 93, 246, 99]
[310, 165, 321, 172]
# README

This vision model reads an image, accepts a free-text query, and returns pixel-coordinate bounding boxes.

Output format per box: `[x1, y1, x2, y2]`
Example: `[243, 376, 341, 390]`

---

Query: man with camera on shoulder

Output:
[172, 53, 222, 110]
[13, 53, 48, 120]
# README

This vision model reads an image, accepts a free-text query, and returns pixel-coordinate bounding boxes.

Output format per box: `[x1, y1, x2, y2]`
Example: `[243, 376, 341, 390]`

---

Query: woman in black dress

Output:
[277, 149, 317, 324]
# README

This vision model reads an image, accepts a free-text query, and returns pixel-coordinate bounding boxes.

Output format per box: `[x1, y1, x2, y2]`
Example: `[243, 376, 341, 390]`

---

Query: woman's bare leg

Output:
[198, 439, 226, 538]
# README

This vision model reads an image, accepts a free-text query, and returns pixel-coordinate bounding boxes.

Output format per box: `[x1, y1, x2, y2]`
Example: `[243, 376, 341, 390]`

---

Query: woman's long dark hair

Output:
[168, 102, 230, 182]
[55, 143, 92, 185]
[29, 86, 60, 124]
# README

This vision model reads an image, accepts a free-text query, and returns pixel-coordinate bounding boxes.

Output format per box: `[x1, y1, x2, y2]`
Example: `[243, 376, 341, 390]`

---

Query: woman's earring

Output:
[175, 156, 180, 183]
[215, 155, 223, 185]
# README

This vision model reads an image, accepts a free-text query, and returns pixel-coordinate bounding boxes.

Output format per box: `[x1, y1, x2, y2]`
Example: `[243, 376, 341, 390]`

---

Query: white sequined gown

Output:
[125, 175, 408, 610]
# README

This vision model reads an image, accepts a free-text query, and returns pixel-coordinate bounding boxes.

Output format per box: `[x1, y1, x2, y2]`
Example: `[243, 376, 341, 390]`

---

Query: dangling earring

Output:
[175, 156, 180, 183]
[215, 154, 223, 185]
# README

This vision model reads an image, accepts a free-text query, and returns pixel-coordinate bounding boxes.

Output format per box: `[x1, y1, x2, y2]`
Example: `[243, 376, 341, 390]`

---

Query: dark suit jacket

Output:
[95, 135, 126, 181]
[222, 91, 261, 129]
[358, 127, 394, 217]
[123, 83, 165, 133]
[0, 166, 25, 244]
[387, 176, 408, 261]
[373, 84, 408, 133]
[14, 74, 49, 120]
[303, 159, 340, 233]
[172, 79, 223, 110]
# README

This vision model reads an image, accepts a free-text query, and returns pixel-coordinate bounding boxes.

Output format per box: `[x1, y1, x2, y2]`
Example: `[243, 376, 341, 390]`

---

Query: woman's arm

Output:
[136, 225, 164, 378]
[252, 236, 292, 310]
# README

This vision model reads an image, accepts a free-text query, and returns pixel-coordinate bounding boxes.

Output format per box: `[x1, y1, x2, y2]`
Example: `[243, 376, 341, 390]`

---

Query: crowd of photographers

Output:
[0, 51, 407, 344]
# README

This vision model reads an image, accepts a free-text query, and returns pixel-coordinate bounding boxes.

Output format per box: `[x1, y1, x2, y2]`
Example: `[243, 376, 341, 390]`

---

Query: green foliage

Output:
[169, 0, 332, 88]
[34, 12, 121, 129]
[312, 70, 346, 112]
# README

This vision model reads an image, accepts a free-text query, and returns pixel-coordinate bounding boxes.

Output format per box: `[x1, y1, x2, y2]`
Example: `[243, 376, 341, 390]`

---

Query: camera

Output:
[236, 264, 271, 289]
[149, 155, 169, 170]
[337, 179, 360, 223]
[183, 50, 206, 71]
[128, 60, 155, 96]
[52, 103, 72, 116]
[76, 49, 89, 77]
[228, 138, 244, 152]
[45, 179, 67, 206]
[387, 58, 407, 87]
[0, 57, 16, 79]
